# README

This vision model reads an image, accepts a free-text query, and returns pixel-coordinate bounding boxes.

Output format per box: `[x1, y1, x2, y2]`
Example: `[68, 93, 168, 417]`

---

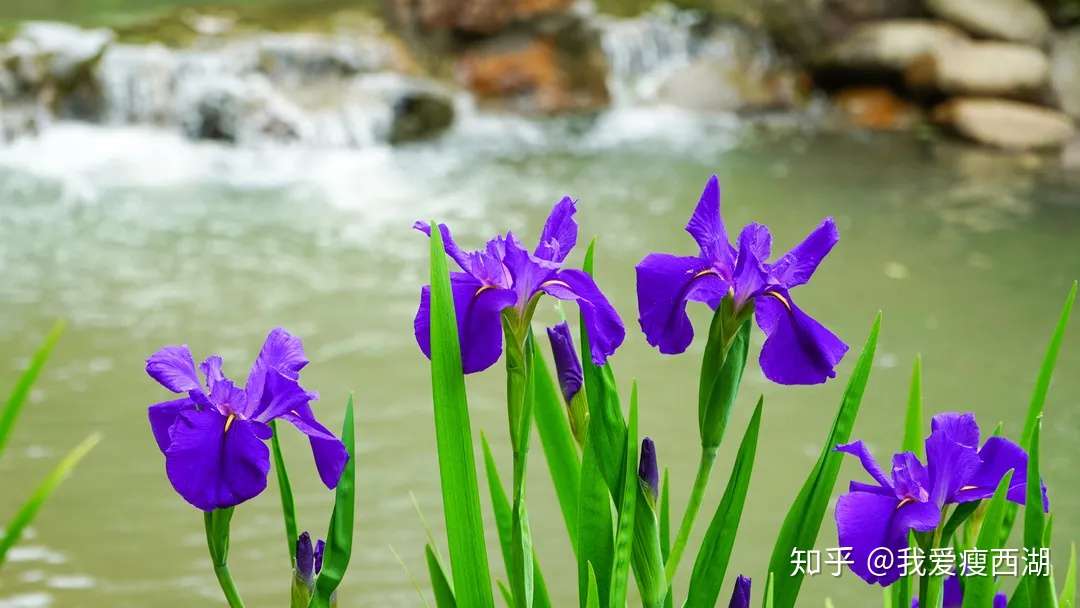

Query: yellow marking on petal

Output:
[767, 290, 792, 311]
[897, 497, 915, 510]
[693, 269, 718, 279]
[476, 285, 494, 296]
[224, 413, 236, 433]
[540, 279, 571, 290]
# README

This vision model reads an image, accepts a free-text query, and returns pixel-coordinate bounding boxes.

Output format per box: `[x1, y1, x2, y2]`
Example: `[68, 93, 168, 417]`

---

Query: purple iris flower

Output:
[835, 412, 1048, 586]
[146, 328, 348, 511]
[547, 322, 584, 403]
[414, 197, 625, 374]
[910, 575, 1005, 607]
[728, 575, 751, 608]
[635, 175, 848, 385]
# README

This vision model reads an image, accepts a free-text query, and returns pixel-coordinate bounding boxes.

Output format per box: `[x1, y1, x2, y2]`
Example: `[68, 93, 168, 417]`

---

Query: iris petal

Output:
[164, 410, 270, 511]
[282, 404, 349, 489]
[768, 217, 839, 289]
[635, 253, 728, 355]
[754, 289, 848, 385]
[534, 196, 578, 263]
[414, 273, 517, 374]
[148, 397, 196, 452]
[836, 441, 893, 489]
[540, 269, 625, 365]
[685, 175, 735, 269]
[146, 345, 202, 393]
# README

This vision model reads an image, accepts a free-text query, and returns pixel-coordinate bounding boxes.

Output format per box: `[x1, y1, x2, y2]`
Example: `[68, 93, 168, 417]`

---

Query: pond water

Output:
[1, 3, 1079, 602]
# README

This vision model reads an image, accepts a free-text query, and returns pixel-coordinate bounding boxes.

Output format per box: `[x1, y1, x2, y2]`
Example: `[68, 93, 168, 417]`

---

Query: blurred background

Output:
[0, 0, 1078, 606]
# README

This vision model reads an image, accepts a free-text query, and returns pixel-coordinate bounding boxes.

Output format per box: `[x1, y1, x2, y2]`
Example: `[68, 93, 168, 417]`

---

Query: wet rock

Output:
[176, 74, 307, 143]
[4, 22, 114, 90]
[925, 0, 1051, 43]
[934, 97, 1075, 149]
[834, 86, 919, 130]
[248, 33, 399, 84]
[385, 0, 573, 35]
[351, 73, 455, 143]
[1050, 28, 1080, 119]
[761, 0, 921, 59]
[818, 19, 968, 73]
[906, 41, 1049, 97]
[1064, 137, 1080, 170]
[457, 22, 609, 113]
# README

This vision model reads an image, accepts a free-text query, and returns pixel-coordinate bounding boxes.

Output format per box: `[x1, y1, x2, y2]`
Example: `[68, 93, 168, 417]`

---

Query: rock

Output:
[906, 41, 1049, 96]
[761, 0, 921, 59]
[1050, 28, 1080, 119]
[934, 97, 1075, 149]
[385, 0, 574, 35]
[1064, 137, 1080, 170]
[4, 22, 114, 89]
[834, 86, 919, 130]
[818, 19, 968, 73]
[457, 23, 609, 113]
[176, 74, 307, 143]
[925, 0, 1051, 43]
[249, 34, 399, 84]
[351, 73, 455, 143]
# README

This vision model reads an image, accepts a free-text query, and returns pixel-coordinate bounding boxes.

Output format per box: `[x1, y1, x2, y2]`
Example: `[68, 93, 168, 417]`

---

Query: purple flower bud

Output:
[314, 539, 325, 575]
[295, 532, 314, 582]
[728, 575, 751, 608]
[546, 322, 584, 403]
[638, 437, 659, 502]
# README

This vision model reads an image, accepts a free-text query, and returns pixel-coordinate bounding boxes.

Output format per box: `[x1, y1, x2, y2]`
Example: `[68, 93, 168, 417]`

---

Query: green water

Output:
[0, 122, 1078, 608]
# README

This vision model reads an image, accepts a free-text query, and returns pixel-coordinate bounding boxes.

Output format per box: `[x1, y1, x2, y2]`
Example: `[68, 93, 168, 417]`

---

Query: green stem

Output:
[212, 563, 247, 608]
[664, 446, 717, 583]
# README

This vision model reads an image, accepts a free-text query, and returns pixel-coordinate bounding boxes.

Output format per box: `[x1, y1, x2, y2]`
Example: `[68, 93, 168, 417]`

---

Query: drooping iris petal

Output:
[924, 417, 982, 505]
[684, 175, 734, 269]
[768, 218, 839, 289]
[546, 322, 583, 402]
[728, 575, 751, 608]
[636, 253, 728, 355]
[835, 491, 902, 585]
[836, 441, 892, 489]
[281, 403, 348, 489]
[534, 196, 578, 263]
[888, 500, 940, 542]
[754, 289, 848, 385]
[164, 410, 271, 511]
[146, 345, 202, 393]
[539, 269, 626, 365]
[955, 436, 1047, 509]
[148, 397, 196, 452]
[414, 221, 473, 273]
[414, 273, 517, 374]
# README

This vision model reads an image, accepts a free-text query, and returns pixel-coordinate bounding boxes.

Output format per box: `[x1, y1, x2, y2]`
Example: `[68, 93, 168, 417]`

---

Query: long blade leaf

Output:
[608, 383, 639, 608]
[1060, 543, 1076, 608]
[426, 544, 457, 608]
[0, 320, 65, 459]
[901, 355, 923, 457]
[309, 396, 356, 608]
[1023, 420, 1056, 608]
[531, 339, 581, 553]
[270, 420, 298, 566]
[684, 399, 763, 608]
[961, 471, 1015, 608]
[425, 221, 495, 608]
[766, 313, 881, 608]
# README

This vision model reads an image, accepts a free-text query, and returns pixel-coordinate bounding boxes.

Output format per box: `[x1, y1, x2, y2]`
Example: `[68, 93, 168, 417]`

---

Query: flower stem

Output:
[212, 563, 247, 608]
[664, 446, 718, 583]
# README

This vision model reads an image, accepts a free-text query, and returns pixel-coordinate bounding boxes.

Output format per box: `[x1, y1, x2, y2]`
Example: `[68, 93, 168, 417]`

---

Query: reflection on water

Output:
[0, 115, 1078, 607]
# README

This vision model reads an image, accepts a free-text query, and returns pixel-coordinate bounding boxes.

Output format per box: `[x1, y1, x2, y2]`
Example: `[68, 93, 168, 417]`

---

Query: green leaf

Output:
[497, 581, 513, 608]
[901, 355, 923, 458]
[608, 383, 639, 608]
[310, 396, 357, 608]
[1022, 420, 1056, 608]
[577, 424, 614, 608]
[531, 339, 581, 553]
[632, 450, 665, 605]
[698, 300, 750, 449]
[1060, 543, 1076, 608]
[426, 544, 457, 608]
[425, 221, 495, 608]
[586, 563, 600, 608]
[270, 420, 299, 566]
[580, 239, 627, 497]
[766, 313, 881, 608]
[684, 399, 763, 608]
[763, 572, 775, 608]
[891, 533, 916, 608]
[481, 435, 554, 608]
[660, 470, 673, 608]
[0, 320, 64, 460]
[204, 507, 246, 608]
[962, 471, 1015, 608]
[0, 432, 100, 565]
[941, 501, 980, 546]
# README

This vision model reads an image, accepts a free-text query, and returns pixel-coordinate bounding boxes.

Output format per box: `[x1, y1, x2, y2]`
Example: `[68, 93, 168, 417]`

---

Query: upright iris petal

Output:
[835, 412, 1048, 586]
[635, 175, 848, 385]
[146, 328, 349, 511]
[414, 197, 625, 374]
[727, 575, 751, 608]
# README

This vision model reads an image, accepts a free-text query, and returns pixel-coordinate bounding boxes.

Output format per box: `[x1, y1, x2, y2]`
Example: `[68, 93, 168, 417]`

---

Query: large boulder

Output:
[906, 41, 1050, 96]
[818, 19, 968, 73]
[176, 74, 307, 143]
[761, 0, 921, 59]
[1050, 28, 1080, 119]
[247, 33, 400, 84]
[350, 73, 455, 143]
[925, 0, 1051, 43]
[934, 97, 1075, 149]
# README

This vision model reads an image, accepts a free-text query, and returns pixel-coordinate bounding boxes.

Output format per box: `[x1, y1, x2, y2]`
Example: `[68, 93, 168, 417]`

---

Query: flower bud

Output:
[638, 437, 659, 503]
[728, 575, 751, 608]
